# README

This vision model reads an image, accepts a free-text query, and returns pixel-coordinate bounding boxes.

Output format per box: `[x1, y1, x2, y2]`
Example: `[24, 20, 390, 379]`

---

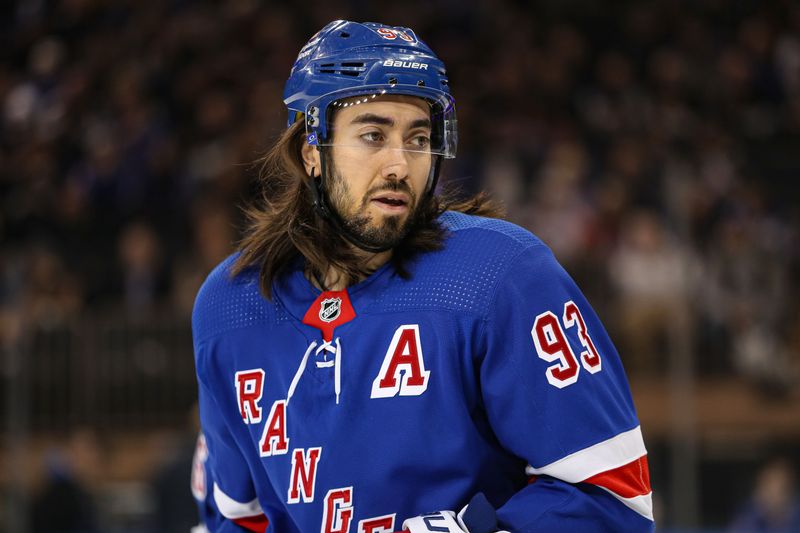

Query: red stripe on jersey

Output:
[527, 474, 538, 485]
[233, 514, 270, 532]
[583, 455, 651, 498]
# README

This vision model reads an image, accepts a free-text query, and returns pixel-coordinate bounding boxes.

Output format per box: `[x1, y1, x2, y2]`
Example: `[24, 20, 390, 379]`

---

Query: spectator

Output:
[30, 430, 101, 533]
[608, 209, 690, 375]
[116, 220, 170, 312]
[729, 457, 800, 533]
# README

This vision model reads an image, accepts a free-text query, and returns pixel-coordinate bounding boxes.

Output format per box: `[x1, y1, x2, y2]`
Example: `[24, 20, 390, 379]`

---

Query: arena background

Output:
[1, 0, 799, 531]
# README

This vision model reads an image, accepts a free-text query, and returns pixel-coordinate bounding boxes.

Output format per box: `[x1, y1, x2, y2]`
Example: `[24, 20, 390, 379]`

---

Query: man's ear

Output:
[301, 138, 321, 177]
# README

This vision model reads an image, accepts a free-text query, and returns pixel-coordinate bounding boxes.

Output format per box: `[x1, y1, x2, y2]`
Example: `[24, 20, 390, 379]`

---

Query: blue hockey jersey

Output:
[192, 212, 655, 532]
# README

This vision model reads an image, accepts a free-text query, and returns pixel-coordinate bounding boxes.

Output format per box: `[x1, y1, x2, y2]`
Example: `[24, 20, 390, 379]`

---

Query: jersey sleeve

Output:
[194, 339, 274, 533]
[479, 242, 654, 531]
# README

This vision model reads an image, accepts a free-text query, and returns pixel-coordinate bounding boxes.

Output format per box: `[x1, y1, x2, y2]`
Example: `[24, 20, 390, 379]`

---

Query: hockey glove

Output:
[400, 493, 509, 533]
[402, 510, 463, 533]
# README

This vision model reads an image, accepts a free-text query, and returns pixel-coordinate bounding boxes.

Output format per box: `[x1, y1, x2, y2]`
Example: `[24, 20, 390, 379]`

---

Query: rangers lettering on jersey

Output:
[322, 487, 354, 533]
[358, 514, 396, 533]
[259, 400, 289, 456]
[235, 369, 265, 423]
[287, 447, 322, 504]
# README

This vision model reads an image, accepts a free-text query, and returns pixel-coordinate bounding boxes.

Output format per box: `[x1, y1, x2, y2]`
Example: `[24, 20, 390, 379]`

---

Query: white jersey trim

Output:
[599, 487, 654, 521]
[213, 483, 264, 519]
[525, 426, 646, 482]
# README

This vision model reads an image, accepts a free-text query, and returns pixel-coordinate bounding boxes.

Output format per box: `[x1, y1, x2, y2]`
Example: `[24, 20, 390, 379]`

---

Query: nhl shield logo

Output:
[319, 297, 342, 323]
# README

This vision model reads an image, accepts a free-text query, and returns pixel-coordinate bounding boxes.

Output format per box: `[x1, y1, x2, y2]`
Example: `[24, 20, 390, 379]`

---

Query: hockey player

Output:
[192, 20, 654, 532]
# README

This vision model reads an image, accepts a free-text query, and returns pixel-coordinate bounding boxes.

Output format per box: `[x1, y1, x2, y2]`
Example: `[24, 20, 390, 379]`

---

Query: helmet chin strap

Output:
[309, 146, 441, 255]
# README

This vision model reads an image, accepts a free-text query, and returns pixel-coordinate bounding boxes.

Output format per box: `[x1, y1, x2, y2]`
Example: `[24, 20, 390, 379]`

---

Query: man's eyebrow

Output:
[409, 118, 432, 130]
[349, 114, 432, 130]
[350, 113, 394, 126]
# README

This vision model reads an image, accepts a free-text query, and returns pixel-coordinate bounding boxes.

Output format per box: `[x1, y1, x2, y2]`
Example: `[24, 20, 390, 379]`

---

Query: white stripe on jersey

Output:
[525, 426, 653, 520]
[213, 482, 264, 519]
[597, 488, 654, 521]
[525, 426, 647, 482]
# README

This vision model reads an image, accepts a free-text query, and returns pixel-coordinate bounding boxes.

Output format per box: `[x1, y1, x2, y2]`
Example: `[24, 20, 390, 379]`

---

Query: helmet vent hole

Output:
[315, 62, 366, 76]
[417, 80, 425, 87]
[340, 32, 350, 38]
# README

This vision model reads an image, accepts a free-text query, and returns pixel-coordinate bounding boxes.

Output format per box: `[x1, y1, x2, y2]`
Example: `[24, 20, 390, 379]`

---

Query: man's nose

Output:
[379, 145, 410, 181]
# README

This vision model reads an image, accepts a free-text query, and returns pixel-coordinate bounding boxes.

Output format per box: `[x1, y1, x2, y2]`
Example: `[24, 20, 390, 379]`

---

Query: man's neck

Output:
[310, 249, 392, 292]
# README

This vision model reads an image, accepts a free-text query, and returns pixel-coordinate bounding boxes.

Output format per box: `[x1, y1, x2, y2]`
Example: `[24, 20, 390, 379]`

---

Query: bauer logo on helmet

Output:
[382, 59, 429, 70]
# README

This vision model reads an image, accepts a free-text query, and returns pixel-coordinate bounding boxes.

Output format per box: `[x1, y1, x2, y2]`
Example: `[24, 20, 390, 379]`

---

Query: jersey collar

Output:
[271, 255, 396, 326]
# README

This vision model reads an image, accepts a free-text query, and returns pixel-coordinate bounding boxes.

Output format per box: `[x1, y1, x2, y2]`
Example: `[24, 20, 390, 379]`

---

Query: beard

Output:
[326, 164, 423, 251]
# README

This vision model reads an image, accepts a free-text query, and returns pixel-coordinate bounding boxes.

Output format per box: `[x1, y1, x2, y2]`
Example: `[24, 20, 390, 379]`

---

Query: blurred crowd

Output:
[1, 0, 799, 387]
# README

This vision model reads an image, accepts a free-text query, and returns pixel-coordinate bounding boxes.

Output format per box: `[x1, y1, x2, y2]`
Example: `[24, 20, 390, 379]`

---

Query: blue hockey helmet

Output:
[283, 20, 457, 159]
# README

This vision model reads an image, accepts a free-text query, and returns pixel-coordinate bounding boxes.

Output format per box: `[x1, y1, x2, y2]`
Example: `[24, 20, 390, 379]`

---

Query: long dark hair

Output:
[231, 121, 503, 299]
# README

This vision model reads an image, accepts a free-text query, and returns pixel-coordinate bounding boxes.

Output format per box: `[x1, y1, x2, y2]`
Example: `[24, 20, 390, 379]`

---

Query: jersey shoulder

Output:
[441, 213, 582, 307]
[438, 211, 560, 273]
[439, 210, 544, 249]
[192, 253, 287, 347]
[376, 212, 553, 315]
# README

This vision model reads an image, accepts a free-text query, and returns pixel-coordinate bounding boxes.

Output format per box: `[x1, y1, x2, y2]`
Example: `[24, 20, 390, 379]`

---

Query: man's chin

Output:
[349, 220, 409, 250]
[339, 204, 418, 251]
[373, 214, 406, 229]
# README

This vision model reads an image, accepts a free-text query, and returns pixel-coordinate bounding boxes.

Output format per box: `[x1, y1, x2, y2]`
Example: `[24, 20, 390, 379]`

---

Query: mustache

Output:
[366, 180, 413, 195]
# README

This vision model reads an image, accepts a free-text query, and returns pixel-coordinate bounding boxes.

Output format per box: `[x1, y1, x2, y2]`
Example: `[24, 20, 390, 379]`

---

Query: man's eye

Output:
[360, 131, 384, 143]
[410, 135, 431, 149]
